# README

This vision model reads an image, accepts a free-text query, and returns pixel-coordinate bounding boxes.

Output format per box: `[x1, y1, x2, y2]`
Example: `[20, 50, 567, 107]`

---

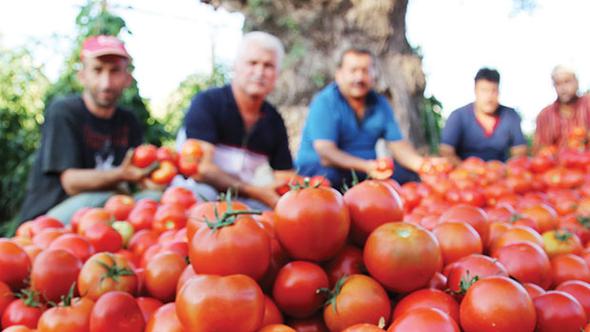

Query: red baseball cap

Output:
[81, 35, 131, 60]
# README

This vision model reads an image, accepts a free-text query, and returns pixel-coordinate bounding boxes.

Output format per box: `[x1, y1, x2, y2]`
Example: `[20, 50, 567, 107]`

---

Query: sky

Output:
[0, 0, 588, 133]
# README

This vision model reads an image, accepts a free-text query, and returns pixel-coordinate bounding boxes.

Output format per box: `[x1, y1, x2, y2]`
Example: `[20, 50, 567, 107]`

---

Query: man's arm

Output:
[60, 150, 147, 196]
[439, 143, 462, 166]
[387, 140, 426, 173]
[313, 140, 375, 174]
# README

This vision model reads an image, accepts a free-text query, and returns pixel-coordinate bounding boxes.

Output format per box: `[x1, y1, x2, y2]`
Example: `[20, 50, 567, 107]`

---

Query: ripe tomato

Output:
[393, 288, 460, 323]
[262, 295, 284, 326]
[80, 223, 123, 253]
[180, 138, 203, 160]
[0, 281, 15, 319]
[0, 240, 31, 291]
[78, 253, 137, 301]
[387, 308, 459, 332]
[490, 225, 544, 255]
[161, 187, 197, 209]
[77, 208, 113, 235]
[2, 325, 36, 332]
[446, 254, 508, 295]
[150, 160, 177, 185]
[145, 303, 183, 332]
[343, 180, 403, 246]
[2, 292, 44, 329]
[48, 233, 95, 263]
[491, 242, 552, 289]
[459, 276, 536, 332]
[341, 324, 385, 332]
[152, 203, 187, 234]
[533, 291, 587, 332]
[175, 264, 196, 295]
[144, 252, 187, 302]
[324, 245, 365, 288]
[128, 229, 159, 258]
[551, 253, 590, 286]
[274, 186, 350, 262]
[186, 200, 250, 240]
[31, 249, 82, 303]
[28, 216, 64, 238]
[189, 212, 271, 281]
[364, 222, 442, 293]
[132, 144, 157, 168]
[519, 203, 558, 234]
[432, 221, 482, 265]
[135, 297, 162, 323]
[273, 261, 329, 319]
[287, 315, 329, 332]
[32, 228, 68, 250]
[127, 204, 157, 231]
[438, 204, 489, 244]
[542, 230, 583, 257]
[104, 195, 135, 221]
[156, 146, 179, 164]
[260, 324, 297, 332]
[89, 291, 144, 332]
[323, 274, 391, 332]
[556, 280, 590, 319]
[176, 274, 264, 332]
[37, 297, 94, 332]
[522, 282, 546, 299]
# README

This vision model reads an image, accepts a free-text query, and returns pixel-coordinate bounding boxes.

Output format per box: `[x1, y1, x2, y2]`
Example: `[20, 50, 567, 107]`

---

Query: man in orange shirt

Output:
[534, 65, 590, 151]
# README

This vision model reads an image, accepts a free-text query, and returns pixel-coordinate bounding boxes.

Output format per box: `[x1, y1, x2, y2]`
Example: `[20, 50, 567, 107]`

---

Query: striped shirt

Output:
[534, 94, 590, 148]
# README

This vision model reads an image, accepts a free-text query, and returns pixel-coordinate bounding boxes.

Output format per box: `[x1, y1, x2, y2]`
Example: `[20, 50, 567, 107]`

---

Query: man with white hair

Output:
[177, 31, 293, 209]
[534, 65, 590, 150]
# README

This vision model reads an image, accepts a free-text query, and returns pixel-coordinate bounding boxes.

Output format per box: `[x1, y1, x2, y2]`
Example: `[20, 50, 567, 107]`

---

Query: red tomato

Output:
[175, 264, 196, 295]
[80, 223, 123, 253]
[152, 203, 187, 234]
[156, 146, 179, 164]
[48, 233, 95, 263]
[324, 245, 365, 288]
[2, 325, 36, 332]
[387, 308, 459, 332]
[0, 240, 32, 291]
[259, 324, 298, 332]
[127, 204, 157, 231]
[262, 295, 284, 326]
[161, 186, 197, 209]
[180, 139, 203, 160]
[176, 274, 264, 332]
[31, 249, 82, 303]
[36, 297, 94, 332]
[89, 291, 144, 332]
[77, 208, 113, 235]
[490, 225, 544, 255]
[533, 290, 587, 332]
[551, 253, 590, 286]
[446, 254, 508, 295]
[287, 315, 329, 332]
[128, 229, 159, 258]
[0, 281, 15, 319]
[341, 324, 385, 332]
[144, 252, 186, 302]
[135, 297, 163, 324]
[432, 221, 482, 265]
[460, 276, 536, 332]
[145, 303, 183, 332]
[28, 216, 64, 238]
[2, 296, 44, 329]
[273, 261, 329, 319]
[78, 253, 137, 301]
[364, 222, 442, 293]
[150, 160, 177, 185]
[104, 195, 135, 221]
[519, 203, 558, 234]
[556, 280, 590, 319]
[132, 144, 157, 168]
[522, 282, 546, 299]
[438, 204, 489, 245]
[32, 228, 68, 250]
[323, 274, 391, 332]
[186, 200, 250, 240]
[189, 212, 271, 281]
[393, 288, 459, 323]
[274, 186, 350, 262]
[491, 242, 552, 289]
[343, 180, 403, 246]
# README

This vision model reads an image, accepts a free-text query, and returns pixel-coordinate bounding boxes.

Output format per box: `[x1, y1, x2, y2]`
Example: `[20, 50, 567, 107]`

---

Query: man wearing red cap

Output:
[19, 35, 149, 224]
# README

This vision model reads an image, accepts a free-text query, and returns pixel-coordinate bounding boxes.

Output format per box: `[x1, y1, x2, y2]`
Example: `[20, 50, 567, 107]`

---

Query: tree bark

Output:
[202, 0, 427, 152]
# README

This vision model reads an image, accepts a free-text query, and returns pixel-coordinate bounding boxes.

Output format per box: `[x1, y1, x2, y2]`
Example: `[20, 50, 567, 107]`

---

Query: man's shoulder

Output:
[188, 85, 230, 112]
[449, 103, 473, 118]
[45, 95, 85, 119]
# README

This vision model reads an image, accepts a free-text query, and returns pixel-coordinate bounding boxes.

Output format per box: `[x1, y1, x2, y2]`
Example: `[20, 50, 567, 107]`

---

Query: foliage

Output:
[46, 0, 172, 146]
[161, 63, 230, 142]
[0, 49, 49, 232]
[420, 95, 443, 154]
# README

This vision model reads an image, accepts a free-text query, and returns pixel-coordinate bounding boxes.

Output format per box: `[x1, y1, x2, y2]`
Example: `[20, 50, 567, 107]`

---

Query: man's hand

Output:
[242, 184, 281, 209]
[118, 149, 152, 183]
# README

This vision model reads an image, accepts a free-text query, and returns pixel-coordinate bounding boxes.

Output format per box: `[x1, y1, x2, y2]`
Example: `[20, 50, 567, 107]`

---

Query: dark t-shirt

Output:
[19, 95, 142, 221]
[441, 103, 526, 161]
[183, 85, 293, 170]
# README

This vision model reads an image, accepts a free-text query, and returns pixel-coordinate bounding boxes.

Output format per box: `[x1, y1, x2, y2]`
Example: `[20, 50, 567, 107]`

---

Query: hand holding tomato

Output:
[368, 157, 394, 180]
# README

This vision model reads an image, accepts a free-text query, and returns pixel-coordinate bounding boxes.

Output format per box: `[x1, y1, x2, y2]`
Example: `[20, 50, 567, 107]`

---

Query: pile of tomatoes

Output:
[4, 145, 590, 332]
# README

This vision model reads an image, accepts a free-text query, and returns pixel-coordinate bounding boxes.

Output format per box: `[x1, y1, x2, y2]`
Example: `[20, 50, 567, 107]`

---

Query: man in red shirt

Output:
[534, 65, 590, 151]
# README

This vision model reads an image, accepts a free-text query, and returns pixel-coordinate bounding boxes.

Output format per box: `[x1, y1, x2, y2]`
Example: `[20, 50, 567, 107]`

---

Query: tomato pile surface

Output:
[5, 137, 590, 332]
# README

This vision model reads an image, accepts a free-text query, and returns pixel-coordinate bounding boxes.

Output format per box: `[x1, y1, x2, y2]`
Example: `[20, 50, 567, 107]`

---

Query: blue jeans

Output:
[46, 190, 162, 225]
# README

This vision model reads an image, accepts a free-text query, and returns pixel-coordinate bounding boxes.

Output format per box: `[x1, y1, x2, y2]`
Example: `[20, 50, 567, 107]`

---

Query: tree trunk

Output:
[202, 0, 427, 153]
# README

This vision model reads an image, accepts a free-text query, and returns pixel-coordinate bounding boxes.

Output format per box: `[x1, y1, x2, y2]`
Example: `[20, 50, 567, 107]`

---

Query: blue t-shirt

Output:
[183, 85, 293, 170]
[441, 103, 526, 161]
[296, 82, 402, 186]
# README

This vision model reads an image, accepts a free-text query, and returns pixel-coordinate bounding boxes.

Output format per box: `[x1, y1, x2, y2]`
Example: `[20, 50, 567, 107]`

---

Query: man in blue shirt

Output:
[296, 48, 427, 187]
[440, 68, 527, 163]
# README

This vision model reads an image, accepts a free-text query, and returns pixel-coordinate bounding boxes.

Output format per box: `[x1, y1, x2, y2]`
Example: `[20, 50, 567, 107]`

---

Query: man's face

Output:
[335, 52, 375, 100]
[78, 55, 131, 109]
[233, 43, 279, 98]
[474, 79, 500, 114]
[553, 72, 579, 104]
